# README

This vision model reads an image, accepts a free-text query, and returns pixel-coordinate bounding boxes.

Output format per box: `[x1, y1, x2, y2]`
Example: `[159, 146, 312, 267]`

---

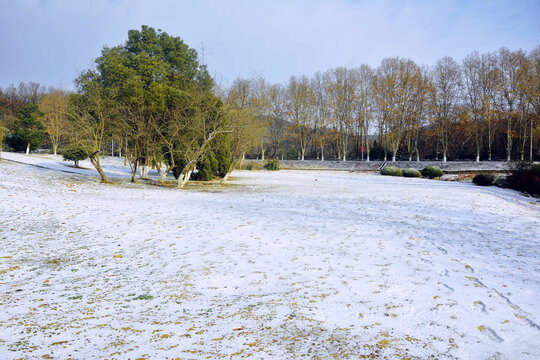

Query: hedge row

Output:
[380, 166, 443, 179]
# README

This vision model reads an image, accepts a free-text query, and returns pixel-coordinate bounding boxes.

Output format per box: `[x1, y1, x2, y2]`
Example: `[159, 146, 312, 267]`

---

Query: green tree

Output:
[63, 146, 88, 168]
[8, 104, 45, 154]
[0, 126, 7, 160]
[73, 25, 224, 187]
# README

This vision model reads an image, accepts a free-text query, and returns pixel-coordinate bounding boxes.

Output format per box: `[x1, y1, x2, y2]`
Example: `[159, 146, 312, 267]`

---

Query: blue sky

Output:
[0, 0, 539, 90]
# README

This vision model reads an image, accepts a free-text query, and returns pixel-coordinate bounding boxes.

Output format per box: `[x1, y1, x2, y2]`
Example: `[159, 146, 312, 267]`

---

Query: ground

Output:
[0, 153, 539, 359]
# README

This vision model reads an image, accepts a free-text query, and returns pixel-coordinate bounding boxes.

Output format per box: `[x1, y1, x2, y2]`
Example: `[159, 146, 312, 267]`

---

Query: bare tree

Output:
[430, 56, 462, 162]
[311, 72, 330, 161]
[286, 75, 314, 161]
[220, 77, 263, 184]
[353, 65, 374, 161]
[251, 78, 271, 160]
[325, 67, 357, 161]
[463, 52, 484, 162]
[404, 66, 429, 162]
[39, 90, 68, 155]
[266, 83, 288, 159]
[522, 46, 540, 160]
[497, 48, 528, 161]
[67, 80, 116, 183]
[373, 58, 421, 162]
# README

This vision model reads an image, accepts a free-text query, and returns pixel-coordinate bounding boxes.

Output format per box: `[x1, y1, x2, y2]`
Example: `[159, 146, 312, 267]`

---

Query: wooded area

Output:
[0, 26, 539, 186]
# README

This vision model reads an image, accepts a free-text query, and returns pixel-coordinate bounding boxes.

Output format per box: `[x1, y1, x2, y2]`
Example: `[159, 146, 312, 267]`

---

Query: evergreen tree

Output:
[8, 104, 45, 154]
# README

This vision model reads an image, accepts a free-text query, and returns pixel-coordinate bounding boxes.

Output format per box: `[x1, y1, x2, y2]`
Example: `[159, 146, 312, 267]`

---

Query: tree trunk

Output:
[177, 131, 220, 189]
[139, 157, 150, 179]
[130, 160, 138, 183]
[26, 143, 30, 155]
[53, 145, 58, 156]
[124, 138, 128, 166]
[506, 115, 512, 162]
[178, 169, 193, 189]
[366, 139, 370, 162]
[220, 159, 240, 185]
[488, 125, 492, 161]
[89, 151, 108, 183]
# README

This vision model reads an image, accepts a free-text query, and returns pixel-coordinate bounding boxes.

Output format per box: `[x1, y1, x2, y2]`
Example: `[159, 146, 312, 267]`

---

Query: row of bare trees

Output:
[2, 45, 539, 171]
[232, 46, 539, 162]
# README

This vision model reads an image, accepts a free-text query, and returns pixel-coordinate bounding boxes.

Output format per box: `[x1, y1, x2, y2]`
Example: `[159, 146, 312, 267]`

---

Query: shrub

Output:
[63, 146, 88, 168]
[501, 169, 540, 196]
[264, 158, 280, 170]
[194, 151, 219, 181]
[380, 165, 402, 176]
[531, 163, 540, 177]
[421, 166, 444, 179]
[245, 163, 254, 170]
[472, 174, 495, 186]
[402, 168, 421, 178]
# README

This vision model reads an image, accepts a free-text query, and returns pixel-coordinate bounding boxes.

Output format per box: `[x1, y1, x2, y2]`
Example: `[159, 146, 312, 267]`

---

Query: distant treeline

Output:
[0, 26, 539, 186]
[231, 47, 540, 163]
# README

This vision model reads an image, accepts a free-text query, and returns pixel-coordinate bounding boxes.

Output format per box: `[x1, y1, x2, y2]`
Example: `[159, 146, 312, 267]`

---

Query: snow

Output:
[0, 153, 539, 359]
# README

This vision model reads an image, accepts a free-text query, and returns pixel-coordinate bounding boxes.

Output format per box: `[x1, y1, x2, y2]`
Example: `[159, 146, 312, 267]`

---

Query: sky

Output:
[0, 0, 539, 90]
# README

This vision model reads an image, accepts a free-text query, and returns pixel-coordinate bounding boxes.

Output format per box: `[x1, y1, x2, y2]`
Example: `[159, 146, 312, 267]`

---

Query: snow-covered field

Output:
[0, 153, 539, 359]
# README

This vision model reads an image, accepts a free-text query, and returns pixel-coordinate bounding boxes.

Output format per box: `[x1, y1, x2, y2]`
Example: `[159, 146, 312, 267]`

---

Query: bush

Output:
[501, 169, 540, 196]
[402, 168, 421, 178]
[531, 163, 540, 177]
[194, 151, 219, 181]
[245, 163, 254, 170]
[380, 165, 402, 176]
[264, 158, 280, 170]
[421, 166, 444, 179]
[213, 133, 231, 177]
[63, 146, 88, 167]
[473, 174, 495, 186]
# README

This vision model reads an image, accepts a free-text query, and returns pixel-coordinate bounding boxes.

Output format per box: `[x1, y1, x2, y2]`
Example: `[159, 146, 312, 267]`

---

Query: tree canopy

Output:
[69, 26, 228, 186]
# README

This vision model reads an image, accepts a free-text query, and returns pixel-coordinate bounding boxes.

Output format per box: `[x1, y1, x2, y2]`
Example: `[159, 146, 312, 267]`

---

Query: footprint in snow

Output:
[514, 313, 540, 331]
[465, 276, 486, 288]
[437, 246, 448, 254]
[440, 283, 454, 292]
[473, 300, 487, 313]
[439, 270, 449, 277]
[478, 325, 503, 343]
